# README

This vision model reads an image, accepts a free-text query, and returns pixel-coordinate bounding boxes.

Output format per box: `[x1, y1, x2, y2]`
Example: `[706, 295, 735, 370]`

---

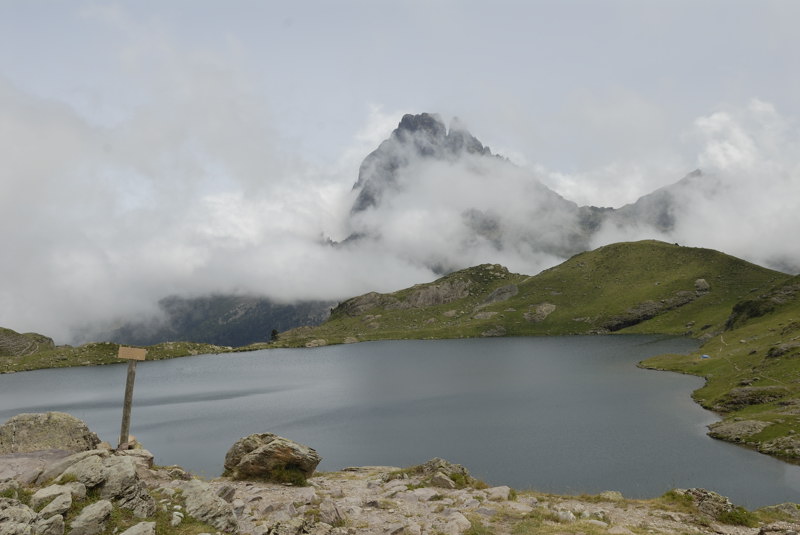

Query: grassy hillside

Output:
[0, 339, 230, 373]
[0, 327, 55, 357]
[642, 273, 800, 461]
[276, 240, 787, 347]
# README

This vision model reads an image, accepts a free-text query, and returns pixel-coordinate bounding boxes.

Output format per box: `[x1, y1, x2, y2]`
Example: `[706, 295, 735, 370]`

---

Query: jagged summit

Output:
[351, 113, 493, 212]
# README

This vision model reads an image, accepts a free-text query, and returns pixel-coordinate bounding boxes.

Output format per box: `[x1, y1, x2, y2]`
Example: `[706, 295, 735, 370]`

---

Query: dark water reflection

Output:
[2, 336, 799, 507]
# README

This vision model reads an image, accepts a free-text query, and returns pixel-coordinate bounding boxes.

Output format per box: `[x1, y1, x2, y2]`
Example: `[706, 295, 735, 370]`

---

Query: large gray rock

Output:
[38, 493, 71, 518]
[673, 488, 736, 519]
[69, 499, 112, 535]
[34, 514, 64, 535]
[55, 453, 155, 518]
[176, 480, 237, 532]
[31, 484, 81, 510]
[224, 433, 321, 482]
[118, 522, 156, 535]
[35, 450, 107, 486]
[0, 413, 100, 454]
[98, 456, 155, 518]
[0, 497, 37, 533]
[58, 455, 106, 488]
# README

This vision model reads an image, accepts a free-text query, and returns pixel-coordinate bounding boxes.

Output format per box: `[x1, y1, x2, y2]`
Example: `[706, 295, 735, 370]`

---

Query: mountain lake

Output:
[2, 335, 799, 508]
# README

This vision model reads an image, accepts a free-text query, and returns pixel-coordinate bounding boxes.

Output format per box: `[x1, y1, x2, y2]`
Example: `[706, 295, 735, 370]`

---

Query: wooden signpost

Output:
[117, 346, 147, 449]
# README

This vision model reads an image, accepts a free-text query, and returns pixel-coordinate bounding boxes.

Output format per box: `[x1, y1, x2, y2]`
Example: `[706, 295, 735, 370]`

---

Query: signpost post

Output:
[117, 346, 147, 449]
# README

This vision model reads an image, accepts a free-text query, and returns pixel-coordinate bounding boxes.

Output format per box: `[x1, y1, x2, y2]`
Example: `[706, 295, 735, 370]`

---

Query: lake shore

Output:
[3, 439, 800, 535]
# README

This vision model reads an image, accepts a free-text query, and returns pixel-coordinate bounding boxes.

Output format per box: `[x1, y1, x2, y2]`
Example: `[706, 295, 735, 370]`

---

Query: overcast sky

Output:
[2, 1, 799, 342]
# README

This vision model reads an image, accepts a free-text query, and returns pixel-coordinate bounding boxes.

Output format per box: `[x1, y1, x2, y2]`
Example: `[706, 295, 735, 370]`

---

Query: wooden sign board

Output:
[118, 346, 147, 361]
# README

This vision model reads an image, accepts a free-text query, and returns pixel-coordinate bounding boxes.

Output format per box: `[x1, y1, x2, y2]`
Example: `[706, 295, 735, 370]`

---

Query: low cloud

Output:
[589, 99, 800, 273]
[2, 61, 799, 345]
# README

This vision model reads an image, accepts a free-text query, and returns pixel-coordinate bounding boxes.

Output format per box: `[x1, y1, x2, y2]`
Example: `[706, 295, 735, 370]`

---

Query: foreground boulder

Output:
[223, 433, 321, 483]
[0, 412, 101, 454]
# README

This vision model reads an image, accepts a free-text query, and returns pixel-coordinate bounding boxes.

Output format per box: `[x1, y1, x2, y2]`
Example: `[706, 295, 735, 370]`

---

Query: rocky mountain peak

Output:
[351, 113, 493, 212]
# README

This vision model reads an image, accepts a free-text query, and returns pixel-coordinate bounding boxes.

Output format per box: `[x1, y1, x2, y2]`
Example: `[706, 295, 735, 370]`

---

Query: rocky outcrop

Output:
[477, 284, 519, 308]
[351, 113, 494, 213]
[223, 433, 321, 483]
[601, 289, 703, 332]
[708, 419, 772, 443]
[524, 303, 556, 323]
[332, 279, 472, 318]
[714, 386, 790, 412]
[0, 412, 100, 454]
[0, 327, 54, 357]
[672, 488, 736, 519]
[175, 479, 238, 532]
[390, 280, 472, 309]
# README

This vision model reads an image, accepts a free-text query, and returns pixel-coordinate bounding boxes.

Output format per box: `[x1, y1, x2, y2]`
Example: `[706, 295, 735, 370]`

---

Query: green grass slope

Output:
[277, 240, 788, 347]
[0, 340, 231, 373]
[0, 327, 55, 357]
[642, 274, 800, 461]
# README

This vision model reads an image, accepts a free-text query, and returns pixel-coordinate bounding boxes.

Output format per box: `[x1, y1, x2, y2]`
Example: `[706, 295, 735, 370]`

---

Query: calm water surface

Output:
[2, 336, 799, 507]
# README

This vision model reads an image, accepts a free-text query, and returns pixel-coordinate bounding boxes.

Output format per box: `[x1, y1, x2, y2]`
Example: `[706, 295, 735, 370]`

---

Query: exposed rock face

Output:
[224, 433, 321, 482]
[391, 280, 472, 309]
[601, 289, 702, 332]
[524, 303, 556, 323]
[0, 412, 100, 454]
[708, 419, 772, 443]
[478, 284, 519, 308]
[333, 279, 472, 318]
[714, 386, 790, 412]
[0, 327, 55, 357]
[351, 113, 494, 213]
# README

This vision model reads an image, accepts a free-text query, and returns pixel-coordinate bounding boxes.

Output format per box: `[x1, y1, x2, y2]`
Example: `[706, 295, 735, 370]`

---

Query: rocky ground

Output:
[2, 412, 800, 535]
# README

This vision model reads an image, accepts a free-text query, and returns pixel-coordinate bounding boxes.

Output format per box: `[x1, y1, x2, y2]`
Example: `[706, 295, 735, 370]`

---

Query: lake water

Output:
[2, 335, 799, 508]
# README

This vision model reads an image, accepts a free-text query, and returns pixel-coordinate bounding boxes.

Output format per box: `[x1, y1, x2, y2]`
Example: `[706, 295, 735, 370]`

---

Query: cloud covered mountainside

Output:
[3, 108, 799, 346]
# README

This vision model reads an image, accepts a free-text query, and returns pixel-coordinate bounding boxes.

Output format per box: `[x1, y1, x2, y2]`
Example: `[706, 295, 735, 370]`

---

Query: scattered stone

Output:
[38, 492, 71, 517]
[695, 279, 711, 293]
[69, 499, 112, 535]
[34, 513, 65, 535]
[555, 510, 576, 523]
[119, 522, 156, 535]
[319, 499, 345, 526]
[599, 490, 624, 501]
[0, 412, 100, 454]
[430, 472, 457, 489]
[486, 486, 511, 501]
[608, 526, 636, 535]
[444, 511, 471, 534]
[171, 510, 184, 526]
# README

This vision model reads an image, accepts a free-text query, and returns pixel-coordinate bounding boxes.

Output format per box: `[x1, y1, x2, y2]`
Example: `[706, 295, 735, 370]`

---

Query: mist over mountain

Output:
[70, 111, 800, 345]
[341, 113, 758, 277]
[94, 295, 334, 347]
[2, 71, 799, 346]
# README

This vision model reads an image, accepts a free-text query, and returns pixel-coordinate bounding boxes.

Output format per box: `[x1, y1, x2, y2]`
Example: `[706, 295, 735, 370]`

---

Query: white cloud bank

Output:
[2, 60, 799, 344]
